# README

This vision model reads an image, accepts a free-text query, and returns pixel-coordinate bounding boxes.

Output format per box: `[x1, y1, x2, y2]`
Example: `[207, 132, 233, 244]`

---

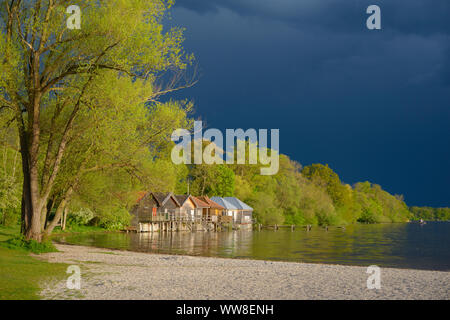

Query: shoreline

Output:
[54, 239, 450, 272]
[37, 244, 450, 300]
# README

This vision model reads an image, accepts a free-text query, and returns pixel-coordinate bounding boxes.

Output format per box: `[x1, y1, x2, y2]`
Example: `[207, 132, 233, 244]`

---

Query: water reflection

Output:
[56, 222, 450, 271]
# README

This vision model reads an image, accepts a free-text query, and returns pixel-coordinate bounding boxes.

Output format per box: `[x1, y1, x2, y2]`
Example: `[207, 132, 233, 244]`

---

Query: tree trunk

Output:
[20, 140, 42, 242]
[62, 207, 68, 230]
[45, 186, 73, 235]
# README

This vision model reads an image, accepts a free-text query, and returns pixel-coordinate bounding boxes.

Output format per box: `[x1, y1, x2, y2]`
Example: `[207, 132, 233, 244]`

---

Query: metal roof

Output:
[210, 197, 238, 210]
[223, 197, 253, 211]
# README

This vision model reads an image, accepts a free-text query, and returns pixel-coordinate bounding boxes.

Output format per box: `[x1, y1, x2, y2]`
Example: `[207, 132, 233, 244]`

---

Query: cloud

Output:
[175, 0, 450, 35]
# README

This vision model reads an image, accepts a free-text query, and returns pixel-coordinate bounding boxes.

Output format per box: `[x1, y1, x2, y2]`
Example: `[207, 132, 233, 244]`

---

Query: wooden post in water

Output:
[291, 225, 295, 231]
[275, 224, 278, 231]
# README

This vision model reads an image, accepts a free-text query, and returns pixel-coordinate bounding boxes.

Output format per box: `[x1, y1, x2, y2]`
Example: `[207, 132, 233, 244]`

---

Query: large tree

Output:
[0, 0, 193, 241]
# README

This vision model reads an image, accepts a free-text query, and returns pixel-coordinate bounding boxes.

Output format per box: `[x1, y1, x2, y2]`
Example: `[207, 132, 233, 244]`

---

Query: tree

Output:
[0, 0, 194, 240]
[0, 114, 21, 225]
[211, 165, 235, 197]
[302, 164, 351, 208]
[353, 182, 411, 223]
[189, 164, 235, 197]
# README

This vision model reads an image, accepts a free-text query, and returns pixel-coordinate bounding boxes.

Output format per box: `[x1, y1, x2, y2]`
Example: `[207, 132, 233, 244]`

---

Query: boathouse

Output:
[210, 196, 238, 222]
[131, 192, 181, 232]
[174, 194, 199, 221]
[211, 196, 253, 228]
[194, 196, 225, 223]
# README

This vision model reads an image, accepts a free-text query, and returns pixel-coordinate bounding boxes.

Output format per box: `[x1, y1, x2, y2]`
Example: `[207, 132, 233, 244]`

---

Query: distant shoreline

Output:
[38, 244, 450, 300]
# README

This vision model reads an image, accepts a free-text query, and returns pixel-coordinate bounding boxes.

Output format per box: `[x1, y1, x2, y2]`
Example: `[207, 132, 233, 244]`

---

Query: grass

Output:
[51, 224, 110, 235]
[0, 225, 68, 300]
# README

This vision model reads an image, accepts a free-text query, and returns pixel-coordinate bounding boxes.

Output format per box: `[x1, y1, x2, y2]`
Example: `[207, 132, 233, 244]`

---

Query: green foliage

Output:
[302, 164, 352, 208]
[209, 165, 235, 197]
[250, 192, 284, 225]
[214, 156, 413, 226]
[1, 236, 57, 254]
[93, 207, 131, 230]
[0, 127, 21, 226]
[0, 207, 20, 226]
[1, 0, 195, 238]
[190, 163, 235, 197]
[410, 206, 450, 221]
[67, 208, 95, 226]
[353, 182, 411, 223]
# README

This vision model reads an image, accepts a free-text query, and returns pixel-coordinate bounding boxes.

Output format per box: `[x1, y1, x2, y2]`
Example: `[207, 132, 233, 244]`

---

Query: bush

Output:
[357, 209, 382, 224]
[67, 207, 95, 226]
[95, 207, 131, 230]
[1, 236, 57, 254]
[284, 207, 307, 226]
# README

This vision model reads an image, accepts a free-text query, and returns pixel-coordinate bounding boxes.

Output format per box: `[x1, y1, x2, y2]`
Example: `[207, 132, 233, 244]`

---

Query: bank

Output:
[37, 243, 450, 300]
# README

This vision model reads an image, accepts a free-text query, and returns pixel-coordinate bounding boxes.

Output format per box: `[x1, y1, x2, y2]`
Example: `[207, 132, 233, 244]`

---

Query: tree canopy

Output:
[0, 0, 194, 240]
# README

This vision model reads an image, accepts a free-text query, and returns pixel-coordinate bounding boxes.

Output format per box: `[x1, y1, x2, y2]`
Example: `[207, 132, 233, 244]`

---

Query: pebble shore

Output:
[38, 244, 450, 300]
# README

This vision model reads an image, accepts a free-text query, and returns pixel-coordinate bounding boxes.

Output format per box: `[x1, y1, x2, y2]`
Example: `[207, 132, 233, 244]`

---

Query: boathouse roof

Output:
[150, 192, 180, 207]
[191, 196, 210, 208]
[196, 196, 225, 210]
[210, 197, 238, 210]
[174, 194, 191, 206]
[223, 197, 253, 211]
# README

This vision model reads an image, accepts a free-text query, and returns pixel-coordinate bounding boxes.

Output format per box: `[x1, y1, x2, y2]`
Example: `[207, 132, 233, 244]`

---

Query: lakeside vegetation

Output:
[410, 207, 450, 221]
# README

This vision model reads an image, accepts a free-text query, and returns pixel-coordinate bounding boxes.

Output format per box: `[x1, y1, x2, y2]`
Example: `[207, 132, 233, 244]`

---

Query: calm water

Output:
[55, 222, 450, 271]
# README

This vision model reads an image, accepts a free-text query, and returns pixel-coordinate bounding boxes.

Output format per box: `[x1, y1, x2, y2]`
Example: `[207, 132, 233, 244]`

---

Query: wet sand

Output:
[38, 244, 450, 300]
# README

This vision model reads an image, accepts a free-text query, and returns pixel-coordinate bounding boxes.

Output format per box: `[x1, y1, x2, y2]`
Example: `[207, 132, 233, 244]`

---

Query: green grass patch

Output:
[0, 225, 68, 300]
[51, 225, 108, 235]
[0, 225, 20, 242]
[1, 236, 58, 254]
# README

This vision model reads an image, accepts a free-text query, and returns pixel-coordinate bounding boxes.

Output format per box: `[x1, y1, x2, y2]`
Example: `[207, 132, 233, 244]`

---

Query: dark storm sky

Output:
[167, 0, 450, 207]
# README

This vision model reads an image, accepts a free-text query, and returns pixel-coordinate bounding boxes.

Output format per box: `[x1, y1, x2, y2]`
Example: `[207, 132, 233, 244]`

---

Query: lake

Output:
[55, 221, 450, 271]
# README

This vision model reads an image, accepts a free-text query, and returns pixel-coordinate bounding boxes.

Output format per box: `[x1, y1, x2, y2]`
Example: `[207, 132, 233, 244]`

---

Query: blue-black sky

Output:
[166, 0, 450, 207]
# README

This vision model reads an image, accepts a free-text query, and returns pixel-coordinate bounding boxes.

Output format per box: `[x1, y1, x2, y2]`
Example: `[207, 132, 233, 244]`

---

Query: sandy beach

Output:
[37, 244, 450, 300]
